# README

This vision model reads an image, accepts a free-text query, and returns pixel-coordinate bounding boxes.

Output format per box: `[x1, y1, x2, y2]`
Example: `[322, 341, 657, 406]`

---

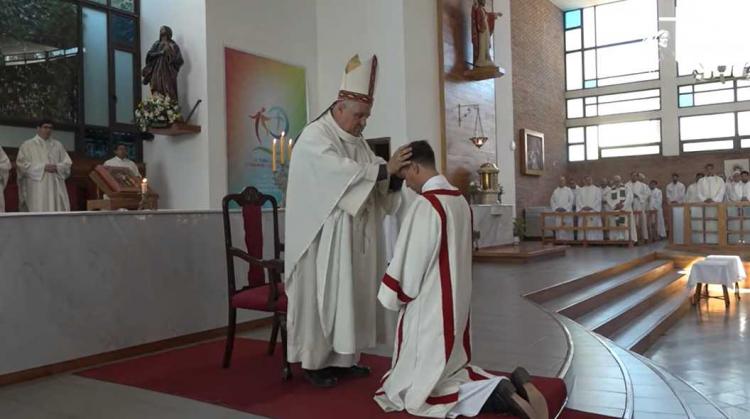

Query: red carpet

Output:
[78, 338, 612, 418]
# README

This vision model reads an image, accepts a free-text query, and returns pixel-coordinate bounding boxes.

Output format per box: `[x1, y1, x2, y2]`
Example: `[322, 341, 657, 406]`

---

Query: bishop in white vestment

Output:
[626, 172, 650, 241]
[104, 144, 141, 178]
[666, 174, 686, 204]
[0, 146, 11, 212]
[550, 177, 575, 241]
[606, 176, 636, 242]
[577, 176, 603, 241]
[16, 122, 72, 212]
[649, 181, 666, 239]
[697, 164, 725, 203]
[284, 55, 409, 387]
[375, 141, 546, 419]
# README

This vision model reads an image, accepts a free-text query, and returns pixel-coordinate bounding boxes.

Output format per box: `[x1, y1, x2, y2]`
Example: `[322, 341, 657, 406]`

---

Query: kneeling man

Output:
[374, 141, 547, 419]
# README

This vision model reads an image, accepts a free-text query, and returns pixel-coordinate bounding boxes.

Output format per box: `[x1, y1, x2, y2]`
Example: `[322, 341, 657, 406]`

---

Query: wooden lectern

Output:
[87, 165, 158, 211]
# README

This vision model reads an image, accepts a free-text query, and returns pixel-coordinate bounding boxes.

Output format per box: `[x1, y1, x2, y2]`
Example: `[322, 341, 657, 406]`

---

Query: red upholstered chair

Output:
[221, 186, 290, 380]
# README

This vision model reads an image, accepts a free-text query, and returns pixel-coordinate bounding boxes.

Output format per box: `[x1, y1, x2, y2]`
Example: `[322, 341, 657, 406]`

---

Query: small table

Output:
[688, 259, 741, 307]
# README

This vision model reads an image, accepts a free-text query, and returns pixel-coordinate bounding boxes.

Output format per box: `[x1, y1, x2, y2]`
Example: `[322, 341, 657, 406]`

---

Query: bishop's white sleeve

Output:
[15, 143, 44, 182]
[378, 198, 440, 311]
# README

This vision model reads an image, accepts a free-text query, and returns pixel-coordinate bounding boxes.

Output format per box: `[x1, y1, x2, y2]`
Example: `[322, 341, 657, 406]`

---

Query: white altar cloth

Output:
[706, 255, 746, 281]
[471, 204, 514, 248]
[687, 259, 740, 289]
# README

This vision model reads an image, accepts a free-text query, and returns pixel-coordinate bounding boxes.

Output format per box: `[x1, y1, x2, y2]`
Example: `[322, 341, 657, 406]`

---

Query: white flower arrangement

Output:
[134, 93, 182, 131]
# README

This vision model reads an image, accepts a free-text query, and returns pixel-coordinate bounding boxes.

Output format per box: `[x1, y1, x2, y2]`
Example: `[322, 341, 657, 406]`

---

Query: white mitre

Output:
[338, 54, 378, 104]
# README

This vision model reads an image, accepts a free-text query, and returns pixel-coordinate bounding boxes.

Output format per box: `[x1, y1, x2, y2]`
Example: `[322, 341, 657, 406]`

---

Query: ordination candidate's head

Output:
[36, 119, 54, 140]
[400, 140, 437, 193]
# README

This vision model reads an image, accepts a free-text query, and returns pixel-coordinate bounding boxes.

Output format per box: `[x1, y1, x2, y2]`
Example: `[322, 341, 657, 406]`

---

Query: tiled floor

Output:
[646, 285, 750, 419]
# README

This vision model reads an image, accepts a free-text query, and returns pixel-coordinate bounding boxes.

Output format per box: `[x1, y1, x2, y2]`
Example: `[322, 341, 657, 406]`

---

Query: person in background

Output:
[626, 172, 650, 242]
[550, 176, 575, 241]
[0, 145, 10, 212]
[606, 175, 636, 243]
[577, 175, 603, 241]
[685, 173, 704, 203]
[16, 119, 72, 212]
[666, 173, 685, 205]
[726, 170, 743, 202]
[649, 180, 666, 239]
[104, 143, 141, 178]
[697, 163, 725, 203]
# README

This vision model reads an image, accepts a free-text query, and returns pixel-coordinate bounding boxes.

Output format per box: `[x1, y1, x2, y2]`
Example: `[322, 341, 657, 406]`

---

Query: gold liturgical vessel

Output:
[460, 104, 501, 204]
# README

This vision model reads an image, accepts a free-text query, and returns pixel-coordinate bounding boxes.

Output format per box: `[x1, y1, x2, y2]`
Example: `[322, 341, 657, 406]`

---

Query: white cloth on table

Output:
[706, 255, 746, 281]
[688, 260, 739, 289]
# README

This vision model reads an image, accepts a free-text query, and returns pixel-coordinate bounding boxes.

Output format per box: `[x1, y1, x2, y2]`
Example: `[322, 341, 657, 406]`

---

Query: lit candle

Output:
[272, 138, 277, 172]
[141, 178, 148, 195]
[280, 131, 286, 164]
[288, 137, 293, 159]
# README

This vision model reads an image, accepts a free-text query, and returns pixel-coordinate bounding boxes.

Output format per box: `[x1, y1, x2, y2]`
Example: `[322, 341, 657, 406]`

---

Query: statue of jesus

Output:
[471, 0, 502, 68]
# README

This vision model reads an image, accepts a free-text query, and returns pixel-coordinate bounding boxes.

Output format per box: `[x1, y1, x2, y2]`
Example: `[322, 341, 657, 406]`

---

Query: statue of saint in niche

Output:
[142, 25, 184, 101]
[471, 0, 502, 68]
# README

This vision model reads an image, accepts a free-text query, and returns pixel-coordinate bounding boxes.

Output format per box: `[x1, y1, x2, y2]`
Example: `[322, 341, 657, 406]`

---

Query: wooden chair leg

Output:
[723, 285, 730, 308]
[736, 282, 741, 300]
[223, 308, 237, 368]
[268, 313, 280, 355]
[280, 314, 292, 380]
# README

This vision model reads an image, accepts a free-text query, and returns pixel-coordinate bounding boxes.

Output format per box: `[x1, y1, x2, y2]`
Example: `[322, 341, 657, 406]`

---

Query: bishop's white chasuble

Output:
[284, 111, 400, 370]
[375, 176, 504, 418]
[15, 135, 72, 212]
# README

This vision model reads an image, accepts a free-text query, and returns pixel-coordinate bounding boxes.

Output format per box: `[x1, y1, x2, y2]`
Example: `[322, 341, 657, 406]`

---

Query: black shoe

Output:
[326, 364, 371, 379]
[482, 380, 534, 419]
[511, 366, 532, 401]
[303, 368, 338, 388]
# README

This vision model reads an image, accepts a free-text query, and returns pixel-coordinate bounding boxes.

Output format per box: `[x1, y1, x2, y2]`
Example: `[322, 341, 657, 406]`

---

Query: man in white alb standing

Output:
[649, 180, 666, 239]
[15, 120, 72, 212]
[697, 163, 725, 203]
[626, 172, 650, 242]
[606, 175, 636, 242]
[550, 176, 575, 241]
[666, 173, 685, 205]
[284, 54, 411, 388]
[577, 175, 603, 241]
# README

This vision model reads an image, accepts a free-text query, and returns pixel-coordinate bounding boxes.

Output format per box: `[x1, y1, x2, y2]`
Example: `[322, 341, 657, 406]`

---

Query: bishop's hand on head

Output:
[387, 145, 412, 176]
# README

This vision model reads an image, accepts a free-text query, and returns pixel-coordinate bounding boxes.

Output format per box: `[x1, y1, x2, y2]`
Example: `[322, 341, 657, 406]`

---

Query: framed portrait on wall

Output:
[724, 158, 749, 178]
[521, 129, 544, 176]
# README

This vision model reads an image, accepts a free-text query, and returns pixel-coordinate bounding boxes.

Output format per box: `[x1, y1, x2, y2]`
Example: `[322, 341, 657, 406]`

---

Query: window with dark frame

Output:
[0, 0, 142, 161]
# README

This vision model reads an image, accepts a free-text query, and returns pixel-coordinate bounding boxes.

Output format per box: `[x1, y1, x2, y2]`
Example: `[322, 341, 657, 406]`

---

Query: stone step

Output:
[577, 270, 684, 336]
[610, 281, 692, 354]
[544, 259, 674, 317]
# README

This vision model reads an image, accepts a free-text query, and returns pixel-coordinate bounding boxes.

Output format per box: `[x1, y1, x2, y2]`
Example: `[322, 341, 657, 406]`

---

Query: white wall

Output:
[141, 0, 209, 209]
[494, 0, 516, 208]
[205, 0, 319, 208]
[0, 125, 75, 150]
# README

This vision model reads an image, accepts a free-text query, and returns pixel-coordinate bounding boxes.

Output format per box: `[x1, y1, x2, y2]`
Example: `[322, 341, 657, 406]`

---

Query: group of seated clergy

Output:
[550, 172, 666, 243]
[0, 120, 141, 213]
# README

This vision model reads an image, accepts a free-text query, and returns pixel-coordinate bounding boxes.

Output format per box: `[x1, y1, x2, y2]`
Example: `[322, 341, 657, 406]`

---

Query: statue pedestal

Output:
[463, 66, 506, 81]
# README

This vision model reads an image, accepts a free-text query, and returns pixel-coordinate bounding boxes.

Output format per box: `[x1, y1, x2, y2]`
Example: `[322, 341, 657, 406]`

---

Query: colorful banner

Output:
[225, 48, 307, 207]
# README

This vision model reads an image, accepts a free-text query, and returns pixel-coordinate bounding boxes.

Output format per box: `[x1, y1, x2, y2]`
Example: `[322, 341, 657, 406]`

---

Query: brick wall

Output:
[567, 151, 750, 191]
[511, 0, 566, 210]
